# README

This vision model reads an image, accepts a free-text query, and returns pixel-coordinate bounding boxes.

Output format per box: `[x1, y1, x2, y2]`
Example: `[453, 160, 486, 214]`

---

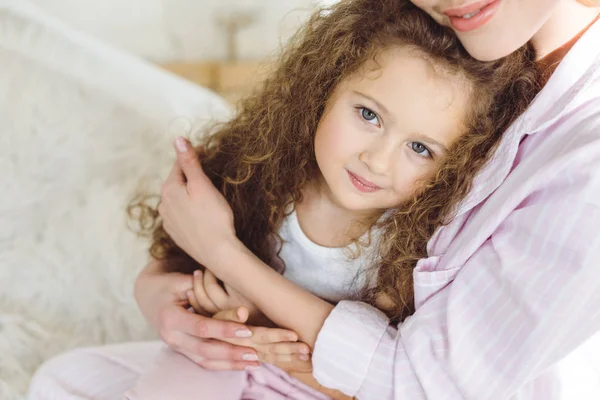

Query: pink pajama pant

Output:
[28, 341, 331, 400]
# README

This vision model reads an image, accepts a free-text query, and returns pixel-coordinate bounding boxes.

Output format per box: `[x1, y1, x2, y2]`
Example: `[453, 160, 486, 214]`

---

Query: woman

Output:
[30, 0, 600, 399]
[152, 0, 600, 399]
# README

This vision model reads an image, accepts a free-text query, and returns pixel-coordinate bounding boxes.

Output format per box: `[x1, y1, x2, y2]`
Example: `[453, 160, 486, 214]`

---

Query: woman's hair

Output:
[129, 0, 539, 322]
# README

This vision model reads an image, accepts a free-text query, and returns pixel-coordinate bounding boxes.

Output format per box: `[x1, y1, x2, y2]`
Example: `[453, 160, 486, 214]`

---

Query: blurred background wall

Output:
[26, 0, 339, 103]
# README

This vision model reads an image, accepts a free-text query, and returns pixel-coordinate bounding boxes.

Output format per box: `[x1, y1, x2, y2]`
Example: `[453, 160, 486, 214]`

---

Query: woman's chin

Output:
[458, 33, 529, 61]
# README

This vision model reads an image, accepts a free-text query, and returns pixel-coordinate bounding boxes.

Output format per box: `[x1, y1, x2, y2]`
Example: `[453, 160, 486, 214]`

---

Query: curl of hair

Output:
[128, 0, 540, 322]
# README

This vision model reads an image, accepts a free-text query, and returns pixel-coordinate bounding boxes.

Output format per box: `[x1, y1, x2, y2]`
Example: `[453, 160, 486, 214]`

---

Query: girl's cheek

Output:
[391, 162, 423, 199]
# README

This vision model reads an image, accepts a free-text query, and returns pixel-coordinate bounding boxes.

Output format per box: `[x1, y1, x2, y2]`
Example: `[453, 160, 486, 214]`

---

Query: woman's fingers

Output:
[173, 137, 211, 186]
[192, 270, 219, 314]
[200, 316, 308, 366]
[199, 359, 260, 371]
[167, 331, 258, 365]
[159, 306, 251, 341]
[173, 333, 261, 371]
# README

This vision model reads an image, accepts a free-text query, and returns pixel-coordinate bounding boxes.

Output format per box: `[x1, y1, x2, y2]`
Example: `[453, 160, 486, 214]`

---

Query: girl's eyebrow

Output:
[353, 90, 391, 117]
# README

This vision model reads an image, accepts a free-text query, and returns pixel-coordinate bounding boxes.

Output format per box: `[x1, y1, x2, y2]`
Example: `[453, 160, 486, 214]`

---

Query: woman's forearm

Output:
[211, 241, 334, 348]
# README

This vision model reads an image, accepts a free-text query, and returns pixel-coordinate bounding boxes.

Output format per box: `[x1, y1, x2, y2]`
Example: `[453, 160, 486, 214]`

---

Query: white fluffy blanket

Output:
[0, 2, 231, 398]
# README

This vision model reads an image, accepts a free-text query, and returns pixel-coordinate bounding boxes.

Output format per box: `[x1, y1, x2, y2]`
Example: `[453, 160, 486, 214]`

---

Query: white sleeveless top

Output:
[276, 211, 377, 303]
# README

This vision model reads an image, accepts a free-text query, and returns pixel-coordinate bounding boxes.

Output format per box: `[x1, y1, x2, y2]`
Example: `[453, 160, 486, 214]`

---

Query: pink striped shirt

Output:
[312, 19, 600, 400]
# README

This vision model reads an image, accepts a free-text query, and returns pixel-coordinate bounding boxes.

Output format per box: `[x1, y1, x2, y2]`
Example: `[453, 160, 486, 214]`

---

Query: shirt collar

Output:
[454, 17, 600, 217]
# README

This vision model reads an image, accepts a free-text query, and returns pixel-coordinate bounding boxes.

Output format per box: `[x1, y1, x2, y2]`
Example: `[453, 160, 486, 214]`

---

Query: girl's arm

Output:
[210, 241, 334, 349]
[190, 267, 355, 400]
[159, 137, 335, 348]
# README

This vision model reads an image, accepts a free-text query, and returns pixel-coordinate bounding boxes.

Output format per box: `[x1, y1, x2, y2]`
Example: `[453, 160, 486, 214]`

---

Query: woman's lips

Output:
[346, 170, 381, 193]
[443, 0, 501, 32]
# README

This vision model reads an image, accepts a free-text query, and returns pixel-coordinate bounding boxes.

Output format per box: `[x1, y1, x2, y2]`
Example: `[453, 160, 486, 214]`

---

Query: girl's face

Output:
[409, 0, 562, 61]
[314, 47, 470, 217]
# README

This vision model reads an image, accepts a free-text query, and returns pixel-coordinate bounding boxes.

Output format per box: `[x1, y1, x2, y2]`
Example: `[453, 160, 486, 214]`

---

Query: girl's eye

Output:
[359, 107, 380, 126]
[408, 141, 432, 158]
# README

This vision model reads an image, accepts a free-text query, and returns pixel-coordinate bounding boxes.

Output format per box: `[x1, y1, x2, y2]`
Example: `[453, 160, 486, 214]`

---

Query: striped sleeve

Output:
[312, 149, 600, 399]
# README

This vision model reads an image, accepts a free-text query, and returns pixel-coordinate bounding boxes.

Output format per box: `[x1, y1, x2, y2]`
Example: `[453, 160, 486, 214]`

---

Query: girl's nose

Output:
[359, 138, 393, 176]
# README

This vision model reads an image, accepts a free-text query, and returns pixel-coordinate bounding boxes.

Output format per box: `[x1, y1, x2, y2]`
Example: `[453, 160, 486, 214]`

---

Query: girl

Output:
[153, 0, 600, 399]
[122, 0, 537, 399]
[28, 0, 539, 399]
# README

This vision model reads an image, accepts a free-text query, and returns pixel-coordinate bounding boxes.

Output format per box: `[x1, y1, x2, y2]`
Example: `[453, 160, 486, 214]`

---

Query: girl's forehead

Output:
[343, 47, 473, 107]
[347, 46, 471, 89]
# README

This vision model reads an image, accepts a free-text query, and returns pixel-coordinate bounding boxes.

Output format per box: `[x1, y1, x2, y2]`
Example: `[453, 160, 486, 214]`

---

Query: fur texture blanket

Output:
[0, 2, 231, 398]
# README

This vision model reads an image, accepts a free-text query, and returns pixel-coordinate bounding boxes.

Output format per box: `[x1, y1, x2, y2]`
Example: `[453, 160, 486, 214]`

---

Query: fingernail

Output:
[193, 269, 200, 278]
[235, 329, 252, 338]
[300, 347, 310, 354]
[236, 307, 245, 321]
[299, 354, 310, 361]
[242, 353, 259, 361]
[175, 137, 188, 153]
[286, 334, 298, 341]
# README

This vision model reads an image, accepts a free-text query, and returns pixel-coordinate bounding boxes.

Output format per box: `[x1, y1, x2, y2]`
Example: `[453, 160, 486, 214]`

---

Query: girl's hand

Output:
[188, 268, 271, 326]
[187, 273, 312, 370]
[158, 137, 239, 269]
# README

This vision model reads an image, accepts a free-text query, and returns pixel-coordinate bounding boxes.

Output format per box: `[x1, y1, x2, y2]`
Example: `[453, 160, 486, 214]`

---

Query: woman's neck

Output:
[532, 1, 600, 59]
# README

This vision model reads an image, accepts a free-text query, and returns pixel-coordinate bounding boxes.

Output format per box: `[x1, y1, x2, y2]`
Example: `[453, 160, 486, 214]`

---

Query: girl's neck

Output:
[532, 1, 600, 59]
[295, 180, 380, 248]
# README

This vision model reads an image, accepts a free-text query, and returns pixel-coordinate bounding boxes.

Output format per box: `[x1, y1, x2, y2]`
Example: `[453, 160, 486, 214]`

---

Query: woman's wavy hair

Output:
[129, 0, 539, 323]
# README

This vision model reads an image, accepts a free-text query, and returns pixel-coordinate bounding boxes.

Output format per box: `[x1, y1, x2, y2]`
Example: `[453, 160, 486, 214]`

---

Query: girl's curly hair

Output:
[129, 0, 539, 323]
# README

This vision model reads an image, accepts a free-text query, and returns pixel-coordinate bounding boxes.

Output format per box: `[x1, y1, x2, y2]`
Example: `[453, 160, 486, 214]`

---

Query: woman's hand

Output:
[186, 273, 312, 370]
[158, 137, 239, 269]
[134, 259, 304, 370]
[134, 259, 258, 369]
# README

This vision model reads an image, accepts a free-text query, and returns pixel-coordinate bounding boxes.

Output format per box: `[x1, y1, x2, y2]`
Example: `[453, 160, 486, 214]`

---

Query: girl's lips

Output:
[443, 0, 501, 33]
[346, 170, 381, 193]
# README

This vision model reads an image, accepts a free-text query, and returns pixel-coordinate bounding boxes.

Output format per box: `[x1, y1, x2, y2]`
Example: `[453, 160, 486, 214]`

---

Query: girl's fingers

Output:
[249, 326, 299, 344]
[203, 269, 230, 309]
[213, 306, 249, 323]
[186, 290, 211, 317]
[187, 290, 202, 312]
[268, 359, 314, 373]
[256, 342, 311, 357]
[258, 353, 312, 367]
[192, 270, 219, 314]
